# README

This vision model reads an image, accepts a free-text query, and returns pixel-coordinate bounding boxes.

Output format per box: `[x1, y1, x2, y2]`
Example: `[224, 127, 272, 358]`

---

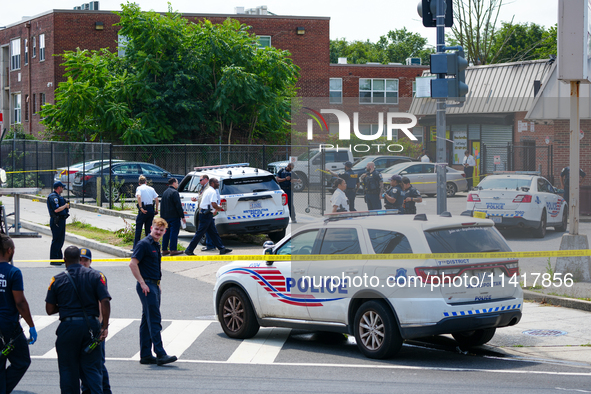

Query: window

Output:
[33, 94, 36, 114]
[411, 127, 423, 144]
[329, 78, 342, 104]
[359, 78, 398, 104]
[39, 93, 46, 117]
[425, 227, 511, 254]
[24, 95, 29, 121]
[412, 80, 416, 97]
[368, 229, 413, 254]
[357, 124, 387, 139]
[221, 175, 281, 195]
[117, 34, 129, 57]
[24, 39, 28, 65]
[403, 164, 425, 175]
[39, 34, 45, 61]
[13, 94, 22, 124]
[311, 150, 350, 165]
[112, 164, 139, 175]
[32, 36, 36, 58]
[278, 230, 320, 255]
[256, 36, 271, 48]
[319, 228, 361, 255]
[140, 163, 166, 175]
[179, 176, 203, 193]
[10, 39, 21, 70]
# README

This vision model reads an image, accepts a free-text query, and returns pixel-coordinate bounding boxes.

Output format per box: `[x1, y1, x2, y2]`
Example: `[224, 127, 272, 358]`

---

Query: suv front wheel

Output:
[218, 287, 260, 339]
[354, 300, 402, 359]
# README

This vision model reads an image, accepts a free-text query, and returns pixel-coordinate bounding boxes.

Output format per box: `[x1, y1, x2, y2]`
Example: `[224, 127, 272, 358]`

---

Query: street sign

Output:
[494, 155, 501, 165]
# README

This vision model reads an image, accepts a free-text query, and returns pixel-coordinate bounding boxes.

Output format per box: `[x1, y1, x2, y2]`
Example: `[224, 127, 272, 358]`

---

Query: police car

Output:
[178, 164, 289, 242]
[466, 172, 567, 238]
[213, 211, 523, 359]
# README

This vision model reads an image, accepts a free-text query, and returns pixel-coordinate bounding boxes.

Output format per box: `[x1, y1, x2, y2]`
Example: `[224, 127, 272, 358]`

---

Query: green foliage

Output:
[41, 3, 299, 145]
[4, 124, 39, 140]
[114, 218, 136, 243]
[3, 147, 44, 189]
[330, 28, 433, 65]
[490, 22, 556, 63]
[102, 176, 125, 202]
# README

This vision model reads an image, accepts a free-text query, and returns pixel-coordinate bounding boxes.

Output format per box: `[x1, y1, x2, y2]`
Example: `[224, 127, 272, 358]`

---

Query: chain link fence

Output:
[482, 143, 554, 185]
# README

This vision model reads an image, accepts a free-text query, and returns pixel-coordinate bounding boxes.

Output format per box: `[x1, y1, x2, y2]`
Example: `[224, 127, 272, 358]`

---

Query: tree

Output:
[489, 22, 556, 64]
[450, 0, 504, 65]
[41, 3, 299, 145]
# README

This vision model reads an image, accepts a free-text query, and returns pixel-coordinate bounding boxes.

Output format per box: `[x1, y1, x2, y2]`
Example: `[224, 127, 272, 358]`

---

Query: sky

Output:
[1, 0, 559, 46]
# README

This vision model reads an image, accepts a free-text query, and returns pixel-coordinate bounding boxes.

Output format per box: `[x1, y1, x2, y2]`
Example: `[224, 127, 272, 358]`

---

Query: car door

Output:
[257, 229, 321, 319]
[140, 163, 170, 195]
[421, 164, 437, 193]
[111, 163, 141, 196]
[306, 226, 366, 323]
[401, 164, 428, 193]
[538, 177, 560, 223]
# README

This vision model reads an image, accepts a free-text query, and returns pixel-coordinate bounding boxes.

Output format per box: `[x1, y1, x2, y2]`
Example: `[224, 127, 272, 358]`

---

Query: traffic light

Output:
[429, 50, 469, 99]
[417, 0, 453, 28]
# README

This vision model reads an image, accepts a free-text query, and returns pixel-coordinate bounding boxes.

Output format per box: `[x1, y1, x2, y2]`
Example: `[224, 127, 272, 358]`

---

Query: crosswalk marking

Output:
[28, 315, 59, 331]
[227, 327, 291, 364]
[104, 318, 134, 342]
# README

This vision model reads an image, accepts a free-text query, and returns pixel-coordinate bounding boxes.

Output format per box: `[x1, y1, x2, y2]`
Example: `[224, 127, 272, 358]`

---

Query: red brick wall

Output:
[553, 119, 591, 188]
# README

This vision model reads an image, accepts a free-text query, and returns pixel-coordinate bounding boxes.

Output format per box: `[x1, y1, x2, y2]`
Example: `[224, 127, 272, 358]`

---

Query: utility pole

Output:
[435, 0, 447, 214]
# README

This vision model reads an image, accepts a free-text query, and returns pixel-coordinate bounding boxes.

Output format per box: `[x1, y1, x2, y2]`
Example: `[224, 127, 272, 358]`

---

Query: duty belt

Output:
[61, 316, 99, 322]
[144, 279, 161, 286]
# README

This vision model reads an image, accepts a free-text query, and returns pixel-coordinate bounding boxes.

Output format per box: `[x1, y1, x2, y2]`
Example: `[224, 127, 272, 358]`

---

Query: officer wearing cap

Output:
[383, 175, 404, 211]
[47, 181, 70, 265]
[401, 176, 422, 214]
[79, 248, 111, 394]
[328, 161, 359, 211]
[0, 234, 37, 394]
[46, 246, 111, 393]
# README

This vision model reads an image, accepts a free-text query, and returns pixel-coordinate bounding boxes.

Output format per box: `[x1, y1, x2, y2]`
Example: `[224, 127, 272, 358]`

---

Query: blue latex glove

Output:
[29, 327, 37, 344]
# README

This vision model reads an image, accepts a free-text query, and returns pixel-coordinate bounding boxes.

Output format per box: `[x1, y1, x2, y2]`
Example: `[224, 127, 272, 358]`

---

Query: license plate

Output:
[491, 216, 502, 223]
[250, 202, 262, 209]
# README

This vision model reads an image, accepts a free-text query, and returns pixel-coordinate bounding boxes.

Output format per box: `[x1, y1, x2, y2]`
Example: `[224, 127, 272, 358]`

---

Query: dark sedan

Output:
[72, 161, 185, 201]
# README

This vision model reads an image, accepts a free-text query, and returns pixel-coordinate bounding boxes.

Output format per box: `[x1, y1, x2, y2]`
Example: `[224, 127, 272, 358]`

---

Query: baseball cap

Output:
[344, 161, 353, 167]
[390, 175, 403, 182]
[80, 248, 92, 261]
[53, 181, 66, 189]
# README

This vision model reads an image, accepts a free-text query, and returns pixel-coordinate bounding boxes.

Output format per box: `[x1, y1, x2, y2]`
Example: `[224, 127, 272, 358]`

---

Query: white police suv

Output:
[178, 163, 289, 242]
[466, 172, 567, 238]
[213, 211, 523, 359]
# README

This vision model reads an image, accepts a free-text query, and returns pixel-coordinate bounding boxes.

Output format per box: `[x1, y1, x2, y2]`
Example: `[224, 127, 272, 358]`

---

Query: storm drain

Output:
[522, 329, 567, 337]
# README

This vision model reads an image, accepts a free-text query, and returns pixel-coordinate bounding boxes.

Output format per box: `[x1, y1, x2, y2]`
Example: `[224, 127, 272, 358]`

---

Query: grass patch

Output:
[68, 217, 133, 248]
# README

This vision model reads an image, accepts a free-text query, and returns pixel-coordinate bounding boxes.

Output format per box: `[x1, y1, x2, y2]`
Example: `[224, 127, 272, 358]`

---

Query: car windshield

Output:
[296, 150, 319, 162]
[477, 177, 532, 190]
[425, 226, 511, 253]
[220, 175, 281, 195]
[381, 162, 411, 175]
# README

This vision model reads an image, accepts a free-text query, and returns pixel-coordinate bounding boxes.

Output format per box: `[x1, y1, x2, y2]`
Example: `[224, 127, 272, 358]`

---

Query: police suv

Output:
[466, 172, 567, 238]
[178, 164, 289, 242]
[213, 211, 523, 359]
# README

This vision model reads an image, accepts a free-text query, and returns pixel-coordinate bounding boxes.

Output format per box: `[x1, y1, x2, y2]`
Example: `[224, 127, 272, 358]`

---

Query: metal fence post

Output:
[184, 144, 188, 175]
[22, 139, 26, 188]
[109, 143, 113, 210]
[11, 138, 16, 188]
[36, 140, 39, 189]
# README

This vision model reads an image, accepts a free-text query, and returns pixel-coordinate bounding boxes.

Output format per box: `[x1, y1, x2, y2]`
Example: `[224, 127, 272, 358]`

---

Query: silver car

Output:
[381, 162, 468, 197]
[54, 159, 123, 190]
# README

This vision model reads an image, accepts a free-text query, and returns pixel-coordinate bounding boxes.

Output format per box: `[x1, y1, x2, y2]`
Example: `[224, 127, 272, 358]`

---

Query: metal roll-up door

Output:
[481, 124, 513, 174]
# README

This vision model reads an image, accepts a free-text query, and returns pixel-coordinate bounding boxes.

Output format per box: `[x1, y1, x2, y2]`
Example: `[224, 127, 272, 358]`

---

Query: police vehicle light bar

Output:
[194, 163, 250, 171]
[324, 209, 400, 222]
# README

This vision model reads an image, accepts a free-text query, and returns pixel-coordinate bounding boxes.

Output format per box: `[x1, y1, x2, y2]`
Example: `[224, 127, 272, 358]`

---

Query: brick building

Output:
[0, 6, 427, 140]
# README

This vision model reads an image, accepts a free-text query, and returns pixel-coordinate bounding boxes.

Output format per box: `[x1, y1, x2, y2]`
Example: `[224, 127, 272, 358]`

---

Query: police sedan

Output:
[466, 172, 568, 238]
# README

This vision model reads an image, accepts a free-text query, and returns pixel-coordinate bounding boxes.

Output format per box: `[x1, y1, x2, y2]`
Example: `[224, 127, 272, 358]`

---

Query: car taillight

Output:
[461, 173, 466, 178]
[513, 195, 532, 203]
[467, 193, 480, 202]
[282, 193, 288, 206]
[83, 175, 92, 181]
[220, 199, 227, 211]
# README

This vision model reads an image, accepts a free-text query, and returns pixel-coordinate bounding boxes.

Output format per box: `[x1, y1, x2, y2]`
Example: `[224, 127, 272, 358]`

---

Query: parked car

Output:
[381, 162, 468, 197]
[347, 155, 415, 193]
[213, 210, 522, 359]
[54, 159, 124, 190]
[466, 172, 567, 238]
[72, 161, 184, 201]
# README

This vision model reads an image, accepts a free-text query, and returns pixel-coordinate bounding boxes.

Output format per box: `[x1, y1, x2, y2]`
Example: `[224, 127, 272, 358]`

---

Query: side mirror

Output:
[263, 241, 275, 252]
[400, 171, 408, 175]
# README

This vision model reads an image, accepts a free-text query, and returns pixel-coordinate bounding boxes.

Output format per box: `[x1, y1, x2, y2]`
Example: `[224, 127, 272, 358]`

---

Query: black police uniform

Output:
[46, 264, 110, 394]
[363, 171, 382, 210]
[0, 262, 31, 394]
[339, 169, 359, 211]
[47, 191, 69, 262]
[402, 186, 421, 214]
[561, 167, 587, 206]
[132, 235, 169, 360]
[384, 185, 404, 211]
[277, 167, 298, 221]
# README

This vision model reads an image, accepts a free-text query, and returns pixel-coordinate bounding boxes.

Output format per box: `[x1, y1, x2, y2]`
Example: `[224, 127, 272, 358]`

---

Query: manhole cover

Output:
[522, 329, 567, 337]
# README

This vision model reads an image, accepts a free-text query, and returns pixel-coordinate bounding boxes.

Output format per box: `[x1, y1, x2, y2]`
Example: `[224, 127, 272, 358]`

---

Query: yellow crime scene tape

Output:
[5, 169, 58, 174]
[14, 249, 591, 264]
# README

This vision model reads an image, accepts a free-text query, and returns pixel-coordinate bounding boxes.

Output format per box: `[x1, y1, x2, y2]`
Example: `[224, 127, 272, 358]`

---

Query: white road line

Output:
[104, 318, 134, 342]
[21, 315, 59, 332]
[227, 327, 291, 364]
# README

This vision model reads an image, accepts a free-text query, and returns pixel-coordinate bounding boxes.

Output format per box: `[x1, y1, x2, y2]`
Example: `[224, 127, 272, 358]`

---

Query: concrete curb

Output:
[8, 218, 133, 258]
[18, 193, 137, 220]
[523, 290, 591, 312]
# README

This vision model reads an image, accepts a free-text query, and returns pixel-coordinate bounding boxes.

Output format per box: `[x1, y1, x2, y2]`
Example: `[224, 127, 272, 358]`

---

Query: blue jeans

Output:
[187, 212, 225, 253]
[0, 323, 31, 394]
[136, 282, 166, 358]
[161, 217, 181, 251]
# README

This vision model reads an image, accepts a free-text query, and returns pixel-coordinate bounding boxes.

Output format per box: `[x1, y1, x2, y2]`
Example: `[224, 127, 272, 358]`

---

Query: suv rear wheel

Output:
[452, 328, 496, 347]
[218, 287, 260, 339]
[354, 300, 402, 359]
[554, 209, 568, 232]
[293, 172, 307, 192]
[532, 209, 547, 238]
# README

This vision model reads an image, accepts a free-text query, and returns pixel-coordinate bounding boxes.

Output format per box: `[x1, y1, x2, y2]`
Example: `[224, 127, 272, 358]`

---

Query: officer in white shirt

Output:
[462, 150, 476, 190]
[419, 149, 431, 163]
[134, 175, 159, 247]
[184, 178, 232, 256]
[330, 178, 349, 213]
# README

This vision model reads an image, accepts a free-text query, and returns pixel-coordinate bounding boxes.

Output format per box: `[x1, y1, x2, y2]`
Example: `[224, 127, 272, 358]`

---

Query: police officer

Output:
[360, 162, 383, 210]
[383, 175, 404, 211]
[329, 161, 359, 211]
[401, 176, 422, 214]
[46, 245, 111, 394]
[79, 248, 111, 394]
[47, 181, 70, 265]
[160, 178, 185, 256]
[129, 218, 178, 366]
[560, 166, 587, 206]
[134, 175, 159, 248]
[276, 163, 300, 223]
[0, 234, 37, 394]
